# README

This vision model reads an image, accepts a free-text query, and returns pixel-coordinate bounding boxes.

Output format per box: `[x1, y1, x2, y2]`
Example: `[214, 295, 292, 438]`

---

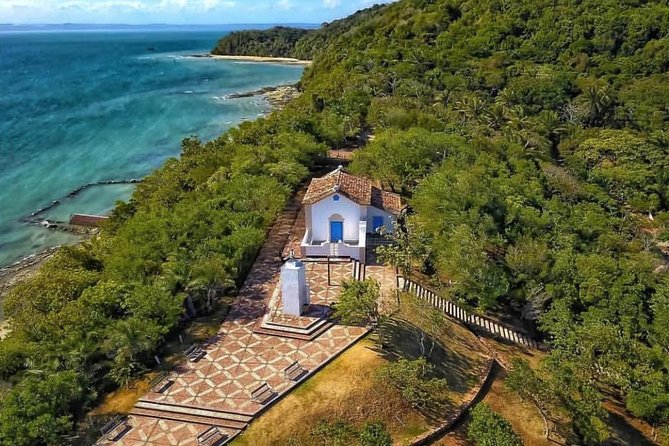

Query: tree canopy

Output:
[468, 404, 522, 446]
[3, 0, 669, 443]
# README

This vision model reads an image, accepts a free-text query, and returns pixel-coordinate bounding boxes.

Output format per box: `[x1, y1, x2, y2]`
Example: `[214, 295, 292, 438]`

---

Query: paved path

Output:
[98, 193, 367, 446]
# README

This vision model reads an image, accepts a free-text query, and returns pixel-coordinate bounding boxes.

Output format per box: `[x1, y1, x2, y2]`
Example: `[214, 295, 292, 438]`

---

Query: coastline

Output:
[231, 83, 302, 109]
[0, 76, 303, 339]
[0, 246, 60, 339]
[190, 53, 312, 66]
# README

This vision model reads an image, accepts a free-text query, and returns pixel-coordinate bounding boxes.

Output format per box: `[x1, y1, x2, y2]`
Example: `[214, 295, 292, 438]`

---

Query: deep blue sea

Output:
[0, 26, 304, 267]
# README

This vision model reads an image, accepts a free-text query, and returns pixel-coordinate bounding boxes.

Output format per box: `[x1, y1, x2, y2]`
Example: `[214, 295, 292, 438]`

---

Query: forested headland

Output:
[212, 4, 386, 60]
[211, 26, 312, 59]
[2, 1, 669, 445]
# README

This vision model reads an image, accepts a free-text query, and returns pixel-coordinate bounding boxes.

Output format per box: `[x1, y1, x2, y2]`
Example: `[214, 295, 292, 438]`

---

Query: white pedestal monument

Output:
[281, 252, 310, 316]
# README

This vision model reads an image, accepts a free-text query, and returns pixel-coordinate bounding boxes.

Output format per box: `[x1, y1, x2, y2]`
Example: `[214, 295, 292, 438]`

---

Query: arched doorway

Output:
[329, 213, 344, 242]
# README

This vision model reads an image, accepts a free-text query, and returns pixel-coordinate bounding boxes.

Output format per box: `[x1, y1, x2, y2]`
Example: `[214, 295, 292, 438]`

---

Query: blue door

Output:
[372, 216, 384, 232]
[330, 221, 343, 242]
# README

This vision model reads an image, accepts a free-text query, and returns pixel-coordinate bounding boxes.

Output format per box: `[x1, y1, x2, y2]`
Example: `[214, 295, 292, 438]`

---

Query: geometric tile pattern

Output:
[98, 190, 369, 446]
[99, 416, 239, 446]
[365, 262, 399, 301]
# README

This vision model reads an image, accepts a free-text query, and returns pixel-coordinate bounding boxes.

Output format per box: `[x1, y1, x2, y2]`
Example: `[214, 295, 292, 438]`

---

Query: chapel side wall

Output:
[366, 207, 396, 233]
[310, 194, 362, 242]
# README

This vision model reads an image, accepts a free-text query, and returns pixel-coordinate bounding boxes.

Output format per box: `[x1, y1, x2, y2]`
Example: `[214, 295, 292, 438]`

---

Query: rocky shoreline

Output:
[0, 80, 299, 338]
[1, 218, 101, 337]
[229, 84, 302, 109]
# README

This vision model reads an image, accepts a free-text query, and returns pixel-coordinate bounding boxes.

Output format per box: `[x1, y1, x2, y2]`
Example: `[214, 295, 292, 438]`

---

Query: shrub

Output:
[467, 404, 522, 446]
[333, 279, 381, 326]
[377, 357, 448, 409]
[310, 420, 358, 446]
[359, 422, 392, 446]
[0, 371, 86, 446]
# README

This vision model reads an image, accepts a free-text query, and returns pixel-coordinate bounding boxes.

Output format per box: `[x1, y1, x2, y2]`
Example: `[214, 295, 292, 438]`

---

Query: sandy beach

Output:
[193, 54, 312, 66]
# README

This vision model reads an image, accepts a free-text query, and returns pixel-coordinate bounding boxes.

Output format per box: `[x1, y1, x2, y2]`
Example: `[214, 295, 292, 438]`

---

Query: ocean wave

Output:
[136, 53, 189, 61]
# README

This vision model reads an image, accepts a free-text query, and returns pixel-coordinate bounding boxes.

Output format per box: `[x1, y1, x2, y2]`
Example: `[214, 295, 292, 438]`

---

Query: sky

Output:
[0, 0, 395, 25]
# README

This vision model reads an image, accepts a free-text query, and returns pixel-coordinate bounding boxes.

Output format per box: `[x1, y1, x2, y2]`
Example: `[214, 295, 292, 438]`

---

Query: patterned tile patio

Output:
[98, 191, 371, 446]
[101, 416, 239, 446]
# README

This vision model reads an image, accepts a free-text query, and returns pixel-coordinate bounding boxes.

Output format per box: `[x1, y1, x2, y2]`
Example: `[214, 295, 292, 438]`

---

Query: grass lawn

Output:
[434, 340, 550, 446]
[433, 370, 549, 446]
[232, 302, 490, 446]
[436, 336, 662, 446]
[480, 369, 549, 444]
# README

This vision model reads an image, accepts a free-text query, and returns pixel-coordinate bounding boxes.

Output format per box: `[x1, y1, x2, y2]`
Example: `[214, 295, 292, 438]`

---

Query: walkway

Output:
[98, 192, 367, 446]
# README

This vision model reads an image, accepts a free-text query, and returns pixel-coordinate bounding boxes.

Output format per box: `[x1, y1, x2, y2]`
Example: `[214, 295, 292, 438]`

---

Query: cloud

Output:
[156, 0, 234, 11]
[14, 0, 235, 15]
[277, 0, 293, 10]
[2, 0, 397, 24]
[323, 0, 340, 8]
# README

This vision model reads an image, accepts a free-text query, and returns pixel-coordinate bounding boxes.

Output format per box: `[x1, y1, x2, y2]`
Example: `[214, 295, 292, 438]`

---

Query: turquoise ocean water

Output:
[0, 26, 304, 267]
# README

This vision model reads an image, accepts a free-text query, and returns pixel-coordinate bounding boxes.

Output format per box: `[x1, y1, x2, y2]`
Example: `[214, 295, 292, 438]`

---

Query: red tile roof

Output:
[69, 214, 109, 227]
[303, 167, 403, 215]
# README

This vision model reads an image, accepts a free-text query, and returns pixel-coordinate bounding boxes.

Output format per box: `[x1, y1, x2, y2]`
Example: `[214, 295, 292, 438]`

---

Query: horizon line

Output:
[0, 22, 321, 26]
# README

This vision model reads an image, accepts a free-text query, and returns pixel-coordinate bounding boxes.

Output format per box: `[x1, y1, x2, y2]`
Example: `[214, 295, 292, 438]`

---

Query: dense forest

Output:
[2, 0, 669, 445]
[212, 5, 386, 60]
[211, 26, 311, 58]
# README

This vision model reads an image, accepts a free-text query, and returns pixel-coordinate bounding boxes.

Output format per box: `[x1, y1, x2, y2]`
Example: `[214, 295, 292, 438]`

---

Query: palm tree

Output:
[105, 318, 157, 386]
[484, 103, 508, 131]
[161, 251, 191, 294]
[576, 84, 613, 125]
[161, 251, 197, 316]
[503, 106, 545, 153]
[189, 257, 236, 313]
[535, 110, 568, 159]
[455, 94, 486, 126]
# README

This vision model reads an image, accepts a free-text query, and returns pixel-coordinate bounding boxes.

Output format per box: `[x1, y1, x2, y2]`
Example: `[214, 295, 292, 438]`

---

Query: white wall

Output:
[366, 207, 396, 234]
[309, 193, 362, 242]
[301, 243, 365, 262]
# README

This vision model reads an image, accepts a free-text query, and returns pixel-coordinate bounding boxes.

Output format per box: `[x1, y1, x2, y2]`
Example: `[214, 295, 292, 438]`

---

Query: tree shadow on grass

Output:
[374, 318, 476, 394]
[603, 410, 654, 446]
[365, 318, 481, 425]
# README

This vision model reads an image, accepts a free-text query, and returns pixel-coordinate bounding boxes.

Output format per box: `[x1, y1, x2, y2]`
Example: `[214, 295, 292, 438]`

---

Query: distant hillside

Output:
[211, 4, 388, 60]
[211, 26, 311, 58]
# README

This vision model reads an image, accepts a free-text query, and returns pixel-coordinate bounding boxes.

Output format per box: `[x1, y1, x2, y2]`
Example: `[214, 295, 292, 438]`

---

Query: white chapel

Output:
[299, 166, 403, 263]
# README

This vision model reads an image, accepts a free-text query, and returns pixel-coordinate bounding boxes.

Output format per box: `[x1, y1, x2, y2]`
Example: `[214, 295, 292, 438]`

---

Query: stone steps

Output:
[263, 314, 327, 331]
[399, 277, 539, 349]
[253, 321, 334, 341]
[130, 408, 246, 431]
[131, 401, 251, 430]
